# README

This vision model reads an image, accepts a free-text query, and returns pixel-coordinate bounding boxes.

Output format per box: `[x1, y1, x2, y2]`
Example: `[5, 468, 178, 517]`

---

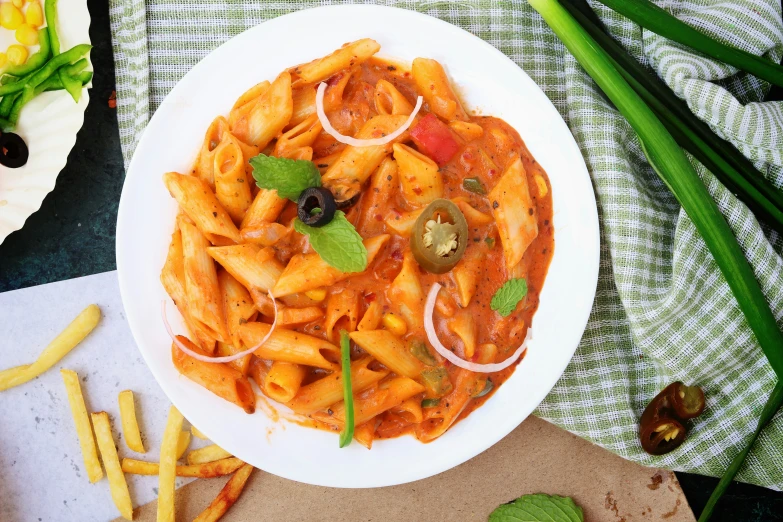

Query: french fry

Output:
[158, 405, 184, 522]
[187, 444, 232, 465]
[121, 457, 245, 478]
[191, 425, 208, 440]
[91, 412, 134, 521]
[1, 305, 100, 391]
[118, 390, 145, 453]
[176, 431, 191, 460]
[193, 464, 254, 522]
[60, 369, 103, 483]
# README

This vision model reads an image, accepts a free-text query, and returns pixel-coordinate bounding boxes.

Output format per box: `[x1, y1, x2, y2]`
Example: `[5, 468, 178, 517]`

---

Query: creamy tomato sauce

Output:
[276, 58, 554, 440]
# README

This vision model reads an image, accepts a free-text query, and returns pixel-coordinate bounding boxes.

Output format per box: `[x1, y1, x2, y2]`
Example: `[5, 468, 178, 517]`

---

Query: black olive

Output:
[297, 187, 336, 227]
[335, 191, 361, 210]
[0, 132, 28, 169]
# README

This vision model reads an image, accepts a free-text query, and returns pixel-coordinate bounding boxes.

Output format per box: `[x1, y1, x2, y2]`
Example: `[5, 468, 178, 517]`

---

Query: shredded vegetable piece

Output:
[338, 329, 355, 447]
[315, 82, 423, 147]
[161, 292, 277, 363]
[424, 283, 530, 373]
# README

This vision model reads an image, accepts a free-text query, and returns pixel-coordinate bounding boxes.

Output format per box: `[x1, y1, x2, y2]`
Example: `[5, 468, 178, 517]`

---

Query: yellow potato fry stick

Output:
[118, 390, 145, 453]
[176, 431, 191, 460]
[193, 464, 254, 522]
[0, 305, 100, 391]
[121, 457, 244, 478]
[158, 405, 184, 522]
[91, 412, 134, 521]
[186, 444, 232, 465]
[60, 369, 103, 483]
[191, 425, 208, 440]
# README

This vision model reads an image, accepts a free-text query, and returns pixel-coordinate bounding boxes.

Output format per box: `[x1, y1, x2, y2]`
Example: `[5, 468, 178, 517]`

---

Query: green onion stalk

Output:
[527, 0, 783, 518]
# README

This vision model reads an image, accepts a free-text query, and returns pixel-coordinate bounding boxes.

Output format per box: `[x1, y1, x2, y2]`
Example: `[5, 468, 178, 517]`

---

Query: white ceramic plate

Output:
[0, 0, 91, 245]
[117, 5, 599, 488]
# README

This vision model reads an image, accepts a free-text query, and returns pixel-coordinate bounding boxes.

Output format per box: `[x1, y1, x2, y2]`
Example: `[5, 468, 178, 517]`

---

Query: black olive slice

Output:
[297, 187, 337, 227]
[0, 132, 29, 169]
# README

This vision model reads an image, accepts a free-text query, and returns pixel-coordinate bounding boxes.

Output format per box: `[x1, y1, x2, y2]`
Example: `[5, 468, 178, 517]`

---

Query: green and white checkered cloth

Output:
[109, 0, 783, 490]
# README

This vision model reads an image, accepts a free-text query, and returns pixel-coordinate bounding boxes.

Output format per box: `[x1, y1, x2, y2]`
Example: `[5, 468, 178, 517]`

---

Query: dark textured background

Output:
[0, 1, 781, 520]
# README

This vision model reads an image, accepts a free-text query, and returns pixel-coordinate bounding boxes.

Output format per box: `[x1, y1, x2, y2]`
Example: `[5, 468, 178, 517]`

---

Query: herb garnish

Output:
[250, 153, 322, 201]
[294, 211, 367, 273]
[489, 494, 583, 522]
[490, 278, 528, 317]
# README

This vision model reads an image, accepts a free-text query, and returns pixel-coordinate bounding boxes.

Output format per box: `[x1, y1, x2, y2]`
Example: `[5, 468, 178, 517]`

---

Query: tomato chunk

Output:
[409, 113, 460, 166]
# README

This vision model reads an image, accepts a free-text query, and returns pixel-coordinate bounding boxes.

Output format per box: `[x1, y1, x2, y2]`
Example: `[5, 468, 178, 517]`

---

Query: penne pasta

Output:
[349, 330, 424, 379]
[263, 361, 307, 403]
[276, 305, 324, 326]
[448, 310, 477, 359]
[172, 337, 256, 414]
[384, 207, 424, 237]
[356, 157, 398, 237]
[231, 80, 271, 114]
[453, 249, 486, 308]
[353, 420, 377, 450]
[163, 172, 241, 245]
[231, 71, 293, 149]
[194, 116, 229, 188]
[216, 341, 252, 376]
[449, 120, 484, 142]
[247, 356, 269, 389]
[452, 197, 493, 227]
[489, 156, 538, 270]
[272, 234, 390, 296]
[213, 134, 253, 224]
[207, 244, 284, 300]
[289, 84, 317, 128]
[313, 376, 425, 427]
[180, 219, 230, 344]
[390, 397, 423, 424]
[324, 288, 360, 342]
[321, 115, 408, 202]
[393, 143, 443, 207]
[374, 79, 414, 116]
[272, 114, 322, 159]
[386, 250, 424, 332]
[357, 299, 383, 332]
[287, 357, 389, 414]
[411, 57, 468, 122]
[218, 269, 258, 359]
[293, 38, 380, 85]
[238, 323, 340, 370]
[161, 227, 216, 352]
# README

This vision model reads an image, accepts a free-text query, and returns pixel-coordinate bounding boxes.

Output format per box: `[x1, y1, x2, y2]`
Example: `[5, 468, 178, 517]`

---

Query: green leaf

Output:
[338, 329, 354, 448]
[490, 278, 528, 317]
[489, 494, 583, 522]
[293, 211, 367, 273]
[250, 153, 321, 202]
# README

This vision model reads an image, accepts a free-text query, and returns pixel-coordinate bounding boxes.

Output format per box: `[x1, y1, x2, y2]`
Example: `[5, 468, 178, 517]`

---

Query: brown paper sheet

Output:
[124, 417, 694, 521]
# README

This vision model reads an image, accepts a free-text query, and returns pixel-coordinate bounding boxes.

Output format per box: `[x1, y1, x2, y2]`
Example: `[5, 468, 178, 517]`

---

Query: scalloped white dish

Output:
[117, 5, 600, 488]
[0, 0, 91, 245]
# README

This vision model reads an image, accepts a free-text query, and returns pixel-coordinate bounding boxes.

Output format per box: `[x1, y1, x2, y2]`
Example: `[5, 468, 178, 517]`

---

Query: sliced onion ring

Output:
[161, 290, 278, 363]
[424, 283, 531, 373]
[315, 82, 423, 148]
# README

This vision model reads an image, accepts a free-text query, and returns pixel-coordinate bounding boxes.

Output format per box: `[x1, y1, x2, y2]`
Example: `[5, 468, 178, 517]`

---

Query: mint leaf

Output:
[489, 494, 583, 522]
[490, 278, 528, 317]
[293, 211, 367, 273]
[250, 153, 321, 201]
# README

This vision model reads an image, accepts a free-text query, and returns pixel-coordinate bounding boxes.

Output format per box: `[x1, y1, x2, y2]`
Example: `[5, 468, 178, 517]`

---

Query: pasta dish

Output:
[160, 39, 554, 448]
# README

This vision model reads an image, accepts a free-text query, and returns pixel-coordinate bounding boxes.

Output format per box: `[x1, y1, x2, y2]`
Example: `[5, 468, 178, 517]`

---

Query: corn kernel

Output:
[15, 23, 37, 45]
[11, 0, 23, 8]
[304, 288, 327, 301]
[7, 44, 27, 66]
[382, 313, 407, 337]
[25, 0, 41, 26]
[0, 3, 24, 29]
[534, 174, 548, 197]
[0, 53, 7, 69]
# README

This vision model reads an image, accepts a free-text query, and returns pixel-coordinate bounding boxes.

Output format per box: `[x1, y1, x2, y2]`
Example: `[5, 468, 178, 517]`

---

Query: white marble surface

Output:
[0, 271, 208, 522]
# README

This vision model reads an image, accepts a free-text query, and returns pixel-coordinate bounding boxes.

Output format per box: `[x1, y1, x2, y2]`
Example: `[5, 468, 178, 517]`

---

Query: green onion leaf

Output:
[338, 330, 354, 448]
[597, 0, 783, 88]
